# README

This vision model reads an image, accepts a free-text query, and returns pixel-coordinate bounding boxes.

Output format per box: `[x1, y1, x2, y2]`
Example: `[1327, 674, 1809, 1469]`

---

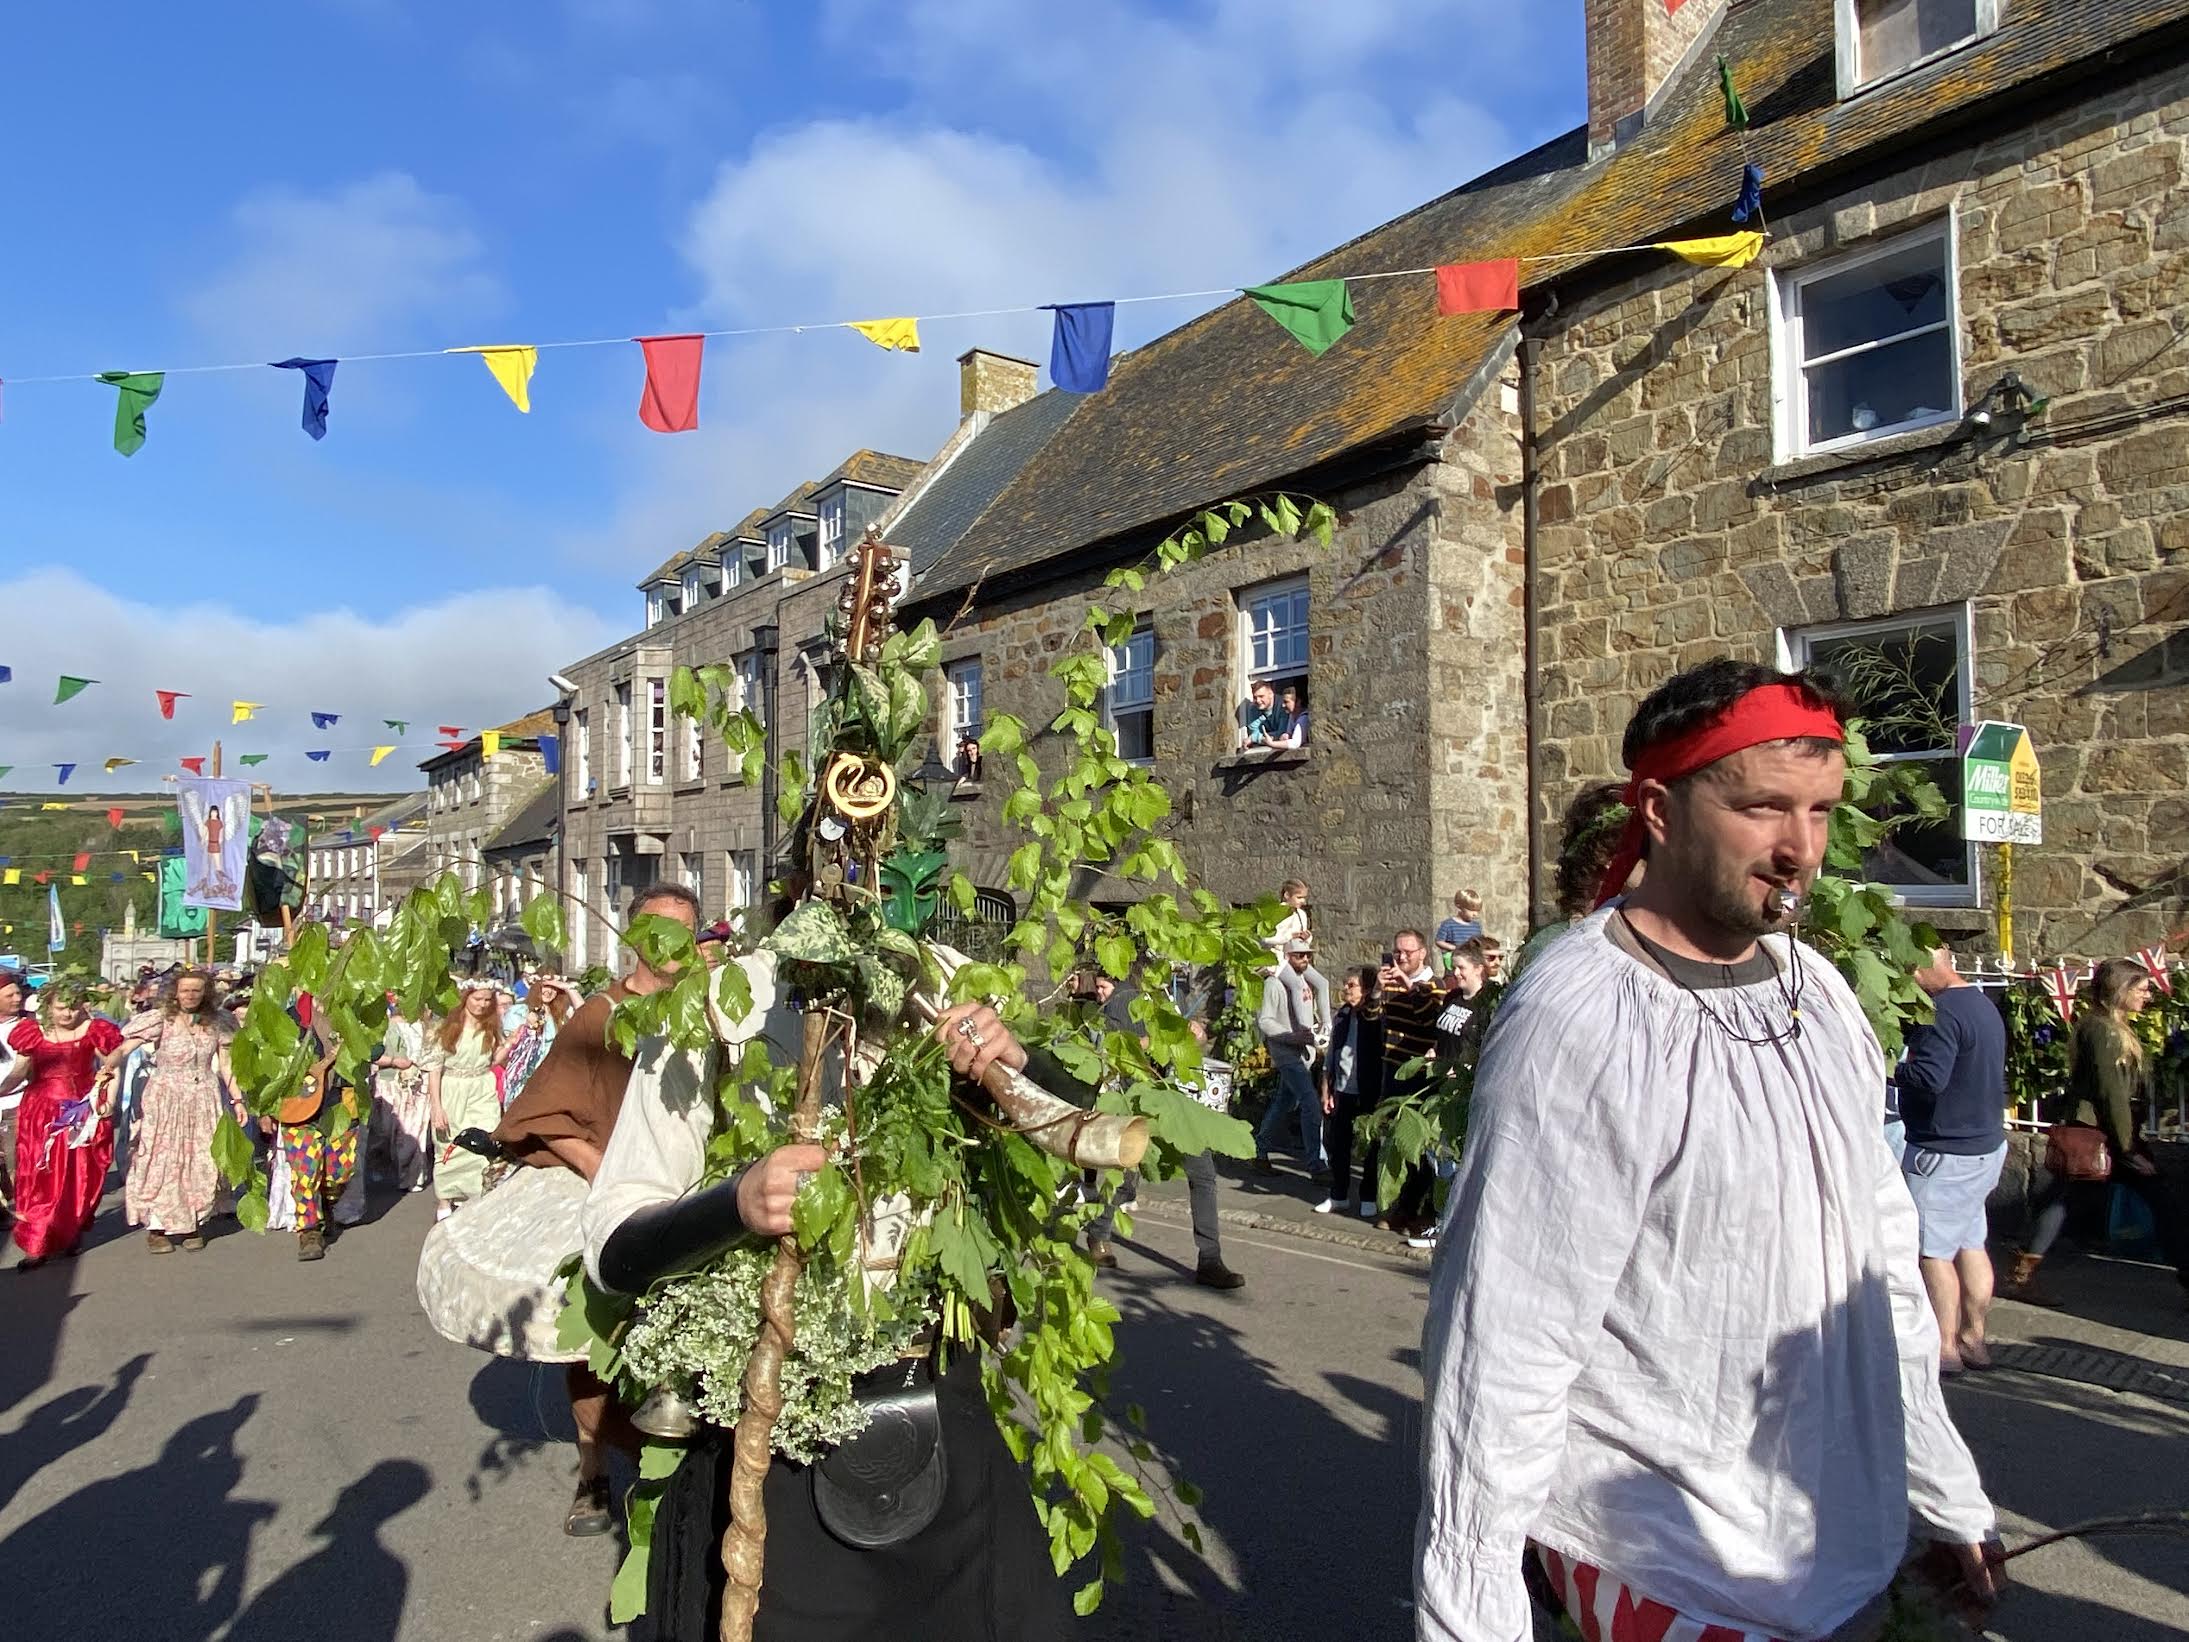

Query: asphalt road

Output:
[3, 1173, 2184, 1641]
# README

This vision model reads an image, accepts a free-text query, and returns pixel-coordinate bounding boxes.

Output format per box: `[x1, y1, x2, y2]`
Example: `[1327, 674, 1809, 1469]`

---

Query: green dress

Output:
[423, 1020, 500, 1204]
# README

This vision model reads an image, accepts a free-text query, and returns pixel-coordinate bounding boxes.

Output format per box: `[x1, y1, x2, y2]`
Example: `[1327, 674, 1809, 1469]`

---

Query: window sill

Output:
[1764, 419, 1965, 487]
[675, 781, 705, 796]
[1214, 747, 1310, 773]
[949, 780, 984, 802]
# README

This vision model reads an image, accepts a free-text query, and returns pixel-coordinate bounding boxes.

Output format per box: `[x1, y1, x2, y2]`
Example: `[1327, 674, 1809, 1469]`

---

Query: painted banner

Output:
[158, 855, 209, 939]
[177, 778, 252, 911]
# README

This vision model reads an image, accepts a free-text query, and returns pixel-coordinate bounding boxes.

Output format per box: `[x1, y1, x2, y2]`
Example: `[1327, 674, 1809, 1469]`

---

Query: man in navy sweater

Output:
[1896, 948, 2009, 1374]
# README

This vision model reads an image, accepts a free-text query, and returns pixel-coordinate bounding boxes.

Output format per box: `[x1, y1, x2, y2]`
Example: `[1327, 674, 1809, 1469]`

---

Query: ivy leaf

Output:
[210, 1111, 255, 1187]
[521, 894, 569, 962]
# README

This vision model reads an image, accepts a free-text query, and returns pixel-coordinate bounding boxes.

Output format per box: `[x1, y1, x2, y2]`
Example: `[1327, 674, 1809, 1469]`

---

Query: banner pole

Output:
[207, 741, 222, 969]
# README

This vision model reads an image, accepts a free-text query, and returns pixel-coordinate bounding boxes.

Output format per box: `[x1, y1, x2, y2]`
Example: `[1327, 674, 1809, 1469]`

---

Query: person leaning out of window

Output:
[2008, 957, 2189, 1305]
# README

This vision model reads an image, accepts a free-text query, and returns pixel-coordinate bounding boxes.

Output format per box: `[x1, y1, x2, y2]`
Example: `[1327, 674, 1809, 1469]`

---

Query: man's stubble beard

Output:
[1658, 830, 1779, 943]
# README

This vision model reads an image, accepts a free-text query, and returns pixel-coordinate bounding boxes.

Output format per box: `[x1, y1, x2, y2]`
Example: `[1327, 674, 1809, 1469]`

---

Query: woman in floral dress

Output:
[114, 968, 239, 1253]
[422, 983, 506, 1221]
[0, 982, 123, 1268]
[373, 997, 433, 1193]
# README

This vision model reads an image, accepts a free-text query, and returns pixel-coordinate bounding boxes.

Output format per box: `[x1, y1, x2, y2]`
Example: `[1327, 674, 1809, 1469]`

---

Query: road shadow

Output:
[0, 1250, 86, 1415]
[0, 1350, 150, 1515]
[1091, 1258, 1424, 1641]
[1944, 1371, 2189, 1639]
[0, 1392, 271, 1640]
[465, 1354, 577, 1501]
[221, 1458, 432, 1641]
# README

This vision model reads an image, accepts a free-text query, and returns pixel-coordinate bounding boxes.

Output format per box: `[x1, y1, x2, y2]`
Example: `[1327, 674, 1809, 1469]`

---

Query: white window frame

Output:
[681, 851, 703, 903]
[647, 677, 668, 785]
[946, 658, 984, 751]
[572, 862, 590, 971]
[1835, 0, 1998, 99]
[1769, 217, 1961, 461]
[683, 699, 703, 783]
[766, 522, 796, 573]
[1102, 620, 1156, 766]
[724, 553, 744, 590]
[680, 565, 701, 612]
[646, 586, 666, 628]
[727, 849, 757, 914]
[1238, 575, 1310, 688]
[1778, 601, 1978, 908]
[615, 682, 633, 788]
[737, 651, 767, 733]
[573, 707, 591, 797]
[818, 496, 846, 569]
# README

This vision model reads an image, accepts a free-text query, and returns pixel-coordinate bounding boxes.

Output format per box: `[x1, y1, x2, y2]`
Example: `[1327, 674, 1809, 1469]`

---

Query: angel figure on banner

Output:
[178, 779, 252, 910]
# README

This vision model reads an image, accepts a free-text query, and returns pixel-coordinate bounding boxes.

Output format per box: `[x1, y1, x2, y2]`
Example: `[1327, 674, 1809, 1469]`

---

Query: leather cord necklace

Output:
[1618, 912, 1805, 1045]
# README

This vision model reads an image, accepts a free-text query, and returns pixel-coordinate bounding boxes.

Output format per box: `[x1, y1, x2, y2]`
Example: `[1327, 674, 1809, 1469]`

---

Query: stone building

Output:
[306, 791, 429, 926]
[904, 0, 2189, 970]
[483, 783, 559, 927]
[419, 710, 554, 892]
[553, 352, 1077, 972]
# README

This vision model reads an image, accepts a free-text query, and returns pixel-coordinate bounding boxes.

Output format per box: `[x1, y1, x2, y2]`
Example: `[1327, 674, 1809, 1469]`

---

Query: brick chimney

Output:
[1586, 0, 1726, 157]
[957, 348, 1037, 419]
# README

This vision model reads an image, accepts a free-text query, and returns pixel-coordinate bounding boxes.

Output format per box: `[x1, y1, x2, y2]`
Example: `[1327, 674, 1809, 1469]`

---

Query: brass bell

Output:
[630, 1382, 701, 1441]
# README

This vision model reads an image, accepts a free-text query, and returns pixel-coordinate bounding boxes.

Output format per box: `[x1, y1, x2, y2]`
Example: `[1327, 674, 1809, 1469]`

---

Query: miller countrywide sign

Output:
[1959, 721, 2042, 845]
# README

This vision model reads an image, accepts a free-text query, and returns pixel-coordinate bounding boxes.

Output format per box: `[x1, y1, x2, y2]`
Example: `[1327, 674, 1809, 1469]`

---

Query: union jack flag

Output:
[2134, 945, 2174, 996]
[2041, 966, 2079, 1024]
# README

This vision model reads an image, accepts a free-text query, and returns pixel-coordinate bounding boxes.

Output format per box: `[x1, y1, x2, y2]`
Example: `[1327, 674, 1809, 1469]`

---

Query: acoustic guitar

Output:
[276, 1049, 362, 1126]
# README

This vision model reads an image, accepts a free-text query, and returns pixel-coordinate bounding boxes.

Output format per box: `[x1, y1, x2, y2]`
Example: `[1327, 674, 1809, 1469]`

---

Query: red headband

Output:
[1593, 683, 1844, 907]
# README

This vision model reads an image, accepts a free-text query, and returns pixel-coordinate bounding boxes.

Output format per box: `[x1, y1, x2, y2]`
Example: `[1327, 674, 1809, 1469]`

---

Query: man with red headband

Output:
[1416, 659, 2000, 1642]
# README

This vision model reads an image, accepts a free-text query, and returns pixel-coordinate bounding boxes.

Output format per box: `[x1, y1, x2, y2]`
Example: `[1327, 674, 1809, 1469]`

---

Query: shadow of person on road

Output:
[0, 1392, 270, 1641]
[463, 1354, 577, 1501]
[0, 1349, 150, 1514]
[0, 1250, 87, 1416]
[222, 1458, 432, 1642]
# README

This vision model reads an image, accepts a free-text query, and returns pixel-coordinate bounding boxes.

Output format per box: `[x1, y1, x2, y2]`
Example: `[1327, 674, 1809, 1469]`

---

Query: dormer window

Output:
[819, 496, 847, 569]
[767, 522, 797, 572]
[680, 565, 701, 611]
[724, 553, 744, 589]
[646, 586, 666, 628]
[1837, 0, 1997, 96]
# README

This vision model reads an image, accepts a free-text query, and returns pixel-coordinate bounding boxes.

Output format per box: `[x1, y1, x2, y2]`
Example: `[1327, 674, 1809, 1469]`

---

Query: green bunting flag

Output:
[385, 719, 409, 734]
[97, 371, 165, 457]
[238, 753, 269, 766]
[1243, 280, 1356, 357]
[54, 675, 97, 704]
[1718, 54, 1748, 130]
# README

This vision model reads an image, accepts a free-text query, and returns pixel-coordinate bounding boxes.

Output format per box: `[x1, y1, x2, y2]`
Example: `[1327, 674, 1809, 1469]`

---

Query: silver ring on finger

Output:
[956, 1018, 978, 1040]
[967, 1031, 986, 1049]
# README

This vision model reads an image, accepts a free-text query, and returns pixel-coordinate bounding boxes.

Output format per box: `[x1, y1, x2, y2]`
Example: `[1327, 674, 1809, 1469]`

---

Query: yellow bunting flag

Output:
[2, 870, 17, 886]
[1656, 232, 1765, 269]
[847, 318, 921, 353]
[370, 745, 396, 767]
[232, 700, 264, 723]
[70, 875, 86, 886]
[450, 345, 538, 412]
[40, 802, 67, 811]
[103, 758, 136, 774]
[481, 730, 501, 760]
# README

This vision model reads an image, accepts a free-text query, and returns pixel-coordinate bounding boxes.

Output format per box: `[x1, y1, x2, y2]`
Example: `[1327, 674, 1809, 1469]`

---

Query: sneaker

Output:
[565, 1476, 614, 1537]
[1405, 1231, 1436, 1250]
[1312, 1198, 1340, 1215]
[1086, 1238, 1118, 1269]
[1195, 1261, 1246, 1291]
[296, 1228, 326, 1262]
[1358, 1201, 1379, 1219]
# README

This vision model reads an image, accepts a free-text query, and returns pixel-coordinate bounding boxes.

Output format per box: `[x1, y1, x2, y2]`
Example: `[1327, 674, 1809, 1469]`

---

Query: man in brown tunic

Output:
[493, 881, 699, 1534]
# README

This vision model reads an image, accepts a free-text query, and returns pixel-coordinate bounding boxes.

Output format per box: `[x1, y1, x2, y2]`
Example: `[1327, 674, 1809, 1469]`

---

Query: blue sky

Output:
[1, 0, 1584, 786]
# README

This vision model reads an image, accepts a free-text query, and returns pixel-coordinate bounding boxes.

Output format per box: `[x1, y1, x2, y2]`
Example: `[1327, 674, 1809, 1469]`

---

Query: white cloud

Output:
[180, 171, 502, 358]
[566, 0, 1555, 575]
[0, 570, 617, 794]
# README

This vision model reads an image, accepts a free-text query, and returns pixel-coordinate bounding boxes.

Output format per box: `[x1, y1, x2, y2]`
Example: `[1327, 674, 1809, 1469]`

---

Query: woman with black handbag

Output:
[2008, 957, 2189, 1304]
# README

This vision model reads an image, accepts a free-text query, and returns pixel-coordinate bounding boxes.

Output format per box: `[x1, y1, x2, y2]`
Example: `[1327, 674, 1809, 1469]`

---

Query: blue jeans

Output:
[1256, 1058, 1323, 1171]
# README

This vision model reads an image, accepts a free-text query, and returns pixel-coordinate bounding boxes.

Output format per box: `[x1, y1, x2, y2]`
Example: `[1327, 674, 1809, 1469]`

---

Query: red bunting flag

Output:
[32, 872, 48, 885]
[71, 853, 89, 873]
[438, 725, 465, 738]
[368, 824, 387, 840]
[1436, 259, 1521, 316]
[2135, 945, 2174, 995]
[106, 808, 123, 828]
[156, 689, 188, 719]
[436, 738, 467, 752]
[179, 757, 205, 775]
[636, 334, 705, 434]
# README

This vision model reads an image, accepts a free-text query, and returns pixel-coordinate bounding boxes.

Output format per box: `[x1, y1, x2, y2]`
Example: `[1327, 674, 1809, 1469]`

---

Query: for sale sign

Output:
[1959, 721, 2041, 844]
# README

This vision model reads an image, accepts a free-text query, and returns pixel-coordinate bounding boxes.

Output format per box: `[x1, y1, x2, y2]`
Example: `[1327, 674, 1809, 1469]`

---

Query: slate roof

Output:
[892, 390, 1082, 577]
[823, 449, 927, 492]
[323, 790, 427, 844]
[485, 783, 560, 855]
[914, 0, 2189, 601]
[637, 455, 917, 586]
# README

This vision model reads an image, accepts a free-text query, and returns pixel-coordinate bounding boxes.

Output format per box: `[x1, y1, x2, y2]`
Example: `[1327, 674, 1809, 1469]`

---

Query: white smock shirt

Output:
[1416, 907, 1992, 1642]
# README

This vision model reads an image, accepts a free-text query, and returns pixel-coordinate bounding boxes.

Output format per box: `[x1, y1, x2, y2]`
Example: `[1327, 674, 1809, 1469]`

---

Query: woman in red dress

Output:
[1, 983, 123, 1269]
